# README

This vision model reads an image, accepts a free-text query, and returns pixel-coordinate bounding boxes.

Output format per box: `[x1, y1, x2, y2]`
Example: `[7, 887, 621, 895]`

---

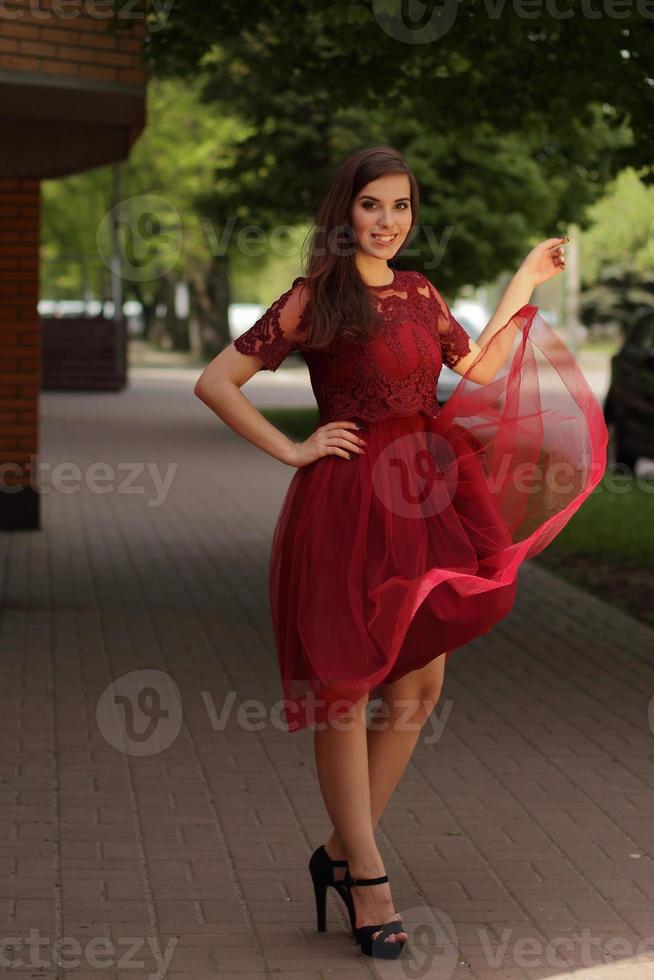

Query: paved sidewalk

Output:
[0, 374, 653, 979]
[128, 341, 611, 407]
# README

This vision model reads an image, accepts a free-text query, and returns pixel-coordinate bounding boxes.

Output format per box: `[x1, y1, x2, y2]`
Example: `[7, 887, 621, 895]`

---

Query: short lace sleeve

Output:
[233, 276, 309, 372]
[421, 274, 472, 369]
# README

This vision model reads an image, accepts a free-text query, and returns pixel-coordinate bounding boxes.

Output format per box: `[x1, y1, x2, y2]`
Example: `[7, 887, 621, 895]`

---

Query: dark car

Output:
[436, 310, 485, 404]
[603, 306, 654, 471]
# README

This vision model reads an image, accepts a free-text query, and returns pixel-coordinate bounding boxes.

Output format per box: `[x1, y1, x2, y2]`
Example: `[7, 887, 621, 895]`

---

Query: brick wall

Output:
[0, 3, 147, 528]
[0, 178, 40, 529]
[0, 2, 147, 84]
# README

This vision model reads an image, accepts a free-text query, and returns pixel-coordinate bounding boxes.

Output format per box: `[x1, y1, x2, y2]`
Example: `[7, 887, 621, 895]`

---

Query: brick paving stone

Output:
[0, 375, 651, 979]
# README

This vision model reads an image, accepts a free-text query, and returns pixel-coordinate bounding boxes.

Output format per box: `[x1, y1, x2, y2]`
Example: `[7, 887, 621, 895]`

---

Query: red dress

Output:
[234, 268, 608, 732]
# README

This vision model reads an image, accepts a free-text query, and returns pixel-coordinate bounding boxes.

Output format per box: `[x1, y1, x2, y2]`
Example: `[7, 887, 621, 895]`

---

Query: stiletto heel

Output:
[343, 869, 407, 960]
[308, 844, 355, 932]
[312, 875, 328, 932]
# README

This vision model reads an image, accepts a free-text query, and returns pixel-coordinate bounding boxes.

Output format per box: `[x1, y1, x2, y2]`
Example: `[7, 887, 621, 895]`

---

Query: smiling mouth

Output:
[371, 233, 398, 245]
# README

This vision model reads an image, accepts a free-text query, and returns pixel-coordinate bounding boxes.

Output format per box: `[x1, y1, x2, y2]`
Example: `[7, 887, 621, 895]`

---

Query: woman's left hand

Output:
[518, 237, 569, 286]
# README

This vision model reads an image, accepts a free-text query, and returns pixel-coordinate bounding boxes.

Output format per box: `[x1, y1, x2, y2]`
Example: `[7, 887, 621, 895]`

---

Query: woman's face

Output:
[350, 172, 413, 260]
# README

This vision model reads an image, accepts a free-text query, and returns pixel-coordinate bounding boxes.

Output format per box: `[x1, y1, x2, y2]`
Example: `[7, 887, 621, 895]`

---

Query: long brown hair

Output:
[299, 145, 420, 350]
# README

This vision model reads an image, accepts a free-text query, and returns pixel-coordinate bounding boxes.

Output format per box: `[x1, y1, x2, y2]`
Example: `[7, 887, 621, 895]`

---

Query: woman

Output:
[194, 145, 608, 961]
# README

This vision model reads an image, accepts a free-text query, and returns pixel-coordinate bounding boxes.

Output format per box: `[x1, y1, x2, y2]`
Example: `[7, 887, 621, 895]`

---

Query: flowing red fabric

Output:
[235, 270, 608, 732]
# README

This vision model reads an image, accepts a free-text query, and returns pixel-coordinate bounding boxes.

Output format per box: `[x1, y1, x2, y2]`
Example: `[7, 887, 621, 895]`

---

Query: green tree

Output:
[41, 167, 113, 301]
[143, 0, 641, 298]
[145, 0, 653, 179]
[574, 169, 654, 332]
[120, 76, 242, 353]
[578, 169, 654, 283]
[42, 77, 247, 355]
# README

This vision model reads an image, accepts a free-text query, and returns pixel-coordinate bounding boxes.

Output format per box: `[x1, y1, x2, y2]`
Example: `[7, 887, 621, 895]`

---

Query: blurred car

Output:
[229, 302, 266, 341]
[603, 306, 654, 470]
[436, 303, 487, 403]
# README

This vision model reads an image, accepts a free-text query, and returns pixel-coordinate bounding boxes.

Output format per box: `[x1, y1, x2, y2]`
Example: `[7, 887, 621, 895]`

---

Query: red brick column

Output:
[0, 4, 147, 530]
[0, 178, 40, 530]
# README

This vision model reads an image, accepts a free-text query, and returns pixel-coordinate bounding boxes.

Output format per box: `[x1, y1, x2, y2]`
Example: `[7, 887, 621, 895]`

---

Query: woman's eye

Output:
[362, 201, 409, 209]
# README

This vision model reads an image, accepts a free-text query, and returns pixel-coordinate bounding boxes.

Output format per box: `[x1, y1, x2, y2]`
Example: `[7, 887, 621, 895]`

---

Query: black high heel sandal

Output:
[343, 869, 407, 960]
[308, 844, 356, 933]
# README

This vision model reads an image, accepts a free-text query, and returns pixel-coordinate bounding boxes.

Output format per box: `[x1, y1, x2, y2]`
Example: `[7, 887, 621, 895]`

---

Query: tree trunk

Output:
[148, 276, 178, 349]
[188, 254, 231, 360]
[129, 277, 170, 341]
[165, 276, 190, 352]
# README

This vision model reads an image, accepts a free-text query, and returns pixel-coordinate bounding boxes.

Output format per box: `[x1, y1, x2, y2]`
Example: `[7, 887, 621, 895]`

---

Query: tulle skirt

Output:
[268, 305, 608, 732]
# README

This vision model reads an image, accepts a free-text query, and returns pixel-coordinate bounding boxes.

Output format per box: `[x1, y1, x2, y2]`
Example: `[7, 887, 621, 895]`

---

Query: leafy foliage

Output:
[143, 0, 647, 291]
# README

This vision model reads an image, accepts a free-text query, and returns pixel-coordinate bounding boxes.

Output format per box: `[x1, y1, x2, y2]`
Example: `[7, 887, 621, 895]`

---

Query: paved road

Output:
[0, 372, 652, 978]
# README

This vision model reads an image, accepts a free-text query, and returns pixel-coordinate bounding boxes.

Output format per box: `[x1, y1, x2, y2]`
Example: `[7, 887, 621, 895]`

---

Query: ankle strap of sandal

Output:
[345, 872, 389, 886]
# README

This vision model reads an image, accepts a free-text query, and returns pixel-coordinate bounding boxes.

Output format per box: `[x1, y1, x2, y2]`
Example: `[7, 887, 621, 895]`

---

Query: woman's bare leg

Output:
[313, 692, 407, 943]
[324, 656, 446, 874]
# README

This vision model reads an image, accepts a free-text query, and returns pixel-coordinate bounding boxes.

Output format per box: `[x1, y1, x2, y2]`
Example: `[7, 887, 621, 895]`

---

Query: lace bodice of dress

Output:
[233, 268, 472, 424]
